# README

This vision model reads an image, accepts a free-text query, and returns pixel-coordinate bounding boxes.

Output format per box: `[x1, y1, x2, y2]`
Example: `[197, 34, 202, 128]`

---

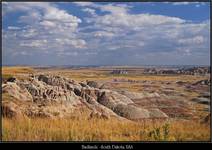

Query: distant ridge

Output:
[2, 64, 210, 69]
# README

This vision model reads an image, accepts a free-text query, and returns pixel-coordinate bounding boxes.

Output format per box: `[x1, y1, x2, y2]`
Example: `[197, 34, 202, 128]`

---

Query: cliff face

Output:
[2, 74, 168, 121]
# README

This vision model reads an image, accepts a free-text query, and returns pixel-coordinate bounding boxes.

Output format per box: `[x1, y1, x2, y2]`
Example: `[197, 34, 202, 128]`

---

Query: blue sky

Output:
[2, 2, 210, 66]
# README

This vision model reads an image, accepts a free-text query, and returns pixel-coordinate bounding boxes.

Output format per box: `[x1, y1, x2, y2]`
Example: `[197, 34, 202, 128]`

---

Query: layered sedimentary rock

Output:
[2, 74, 169, 121]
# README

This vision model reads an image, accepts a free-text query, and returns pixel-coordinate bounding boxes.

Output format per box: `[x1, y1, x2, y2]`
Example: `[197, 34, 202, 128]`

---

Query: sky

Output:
[2, 2, 210, 66]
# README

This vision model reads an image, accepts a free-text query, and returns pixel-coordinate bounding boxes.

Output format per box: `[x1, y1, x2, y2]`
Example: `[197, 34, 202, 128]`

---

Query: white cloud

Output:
[172, 2, 190, 5]
[21, 28, 38, 38]
[80, 3, 209, 65]
[8, 26, 20, 30]
[178, 36, 205, 45]
[2, 2, 210, 65]
[99, 4, 129, 14]
[82, 8, 96, 16]
[86, 4, 185, 30]
[20, 40, 48, 47]
[3, 1, 86, 58]
[94, 31, 114, 38]
[40, 20, 56, 27]
[43, 7, 82, 24]
[171, 2, 207, 7]
[73, 2, 94, 7]
[55, 38, 86, 49]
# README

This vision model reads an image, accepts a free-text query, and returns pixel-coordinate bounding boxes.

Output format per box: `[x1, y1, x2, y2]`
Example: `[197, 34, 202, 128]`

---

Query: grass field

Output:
[2, 117, 210, 141]
[1, 66, 210, 141]
[2, 66, 34, 75]
[2, 66, 208, 82]
[2, 66, 35, 81]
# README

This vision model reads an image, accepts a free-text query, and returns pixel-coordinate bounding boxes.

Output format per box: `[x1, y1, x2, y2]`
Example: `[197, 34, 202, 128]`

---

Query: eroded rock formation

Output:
[2, 74, 169, 121]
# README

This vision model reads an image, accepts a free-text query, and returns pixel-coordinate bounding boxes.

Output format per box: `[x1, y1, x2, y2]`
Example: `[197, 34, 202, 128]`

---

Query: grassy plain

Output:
[1, 66, 210, 141]
[2, 117, 210, 141]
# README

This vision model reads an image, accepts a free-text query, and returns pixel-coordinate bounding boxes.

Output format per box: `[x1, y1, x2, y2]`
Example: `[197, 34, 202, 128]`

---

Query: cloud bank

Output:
[2, 2, 210, 66]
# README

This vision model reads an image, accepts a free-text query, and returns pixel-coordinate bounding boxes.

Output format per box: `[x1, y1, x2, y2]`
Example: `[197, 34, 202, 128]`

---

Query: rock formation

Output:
[2, 74, 169, 121]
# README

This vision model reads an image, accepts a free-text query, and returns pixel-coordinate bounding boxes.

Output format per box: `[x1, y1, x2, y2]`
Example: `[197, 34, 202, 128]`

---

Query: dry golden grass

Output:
[2, 117, 210, 141]
[2, 66, 35, 82]
[2, 66, 208, 83]
[57, 69, 208, 83]
[2, 66, 34, 75]
[2, 67, 210, 141]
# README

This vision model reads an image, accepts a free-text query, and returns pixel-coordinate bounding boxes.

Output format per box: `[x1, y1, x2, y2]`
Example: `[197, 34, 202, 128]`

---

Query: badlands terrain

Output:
[1, 66, 211, 141]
